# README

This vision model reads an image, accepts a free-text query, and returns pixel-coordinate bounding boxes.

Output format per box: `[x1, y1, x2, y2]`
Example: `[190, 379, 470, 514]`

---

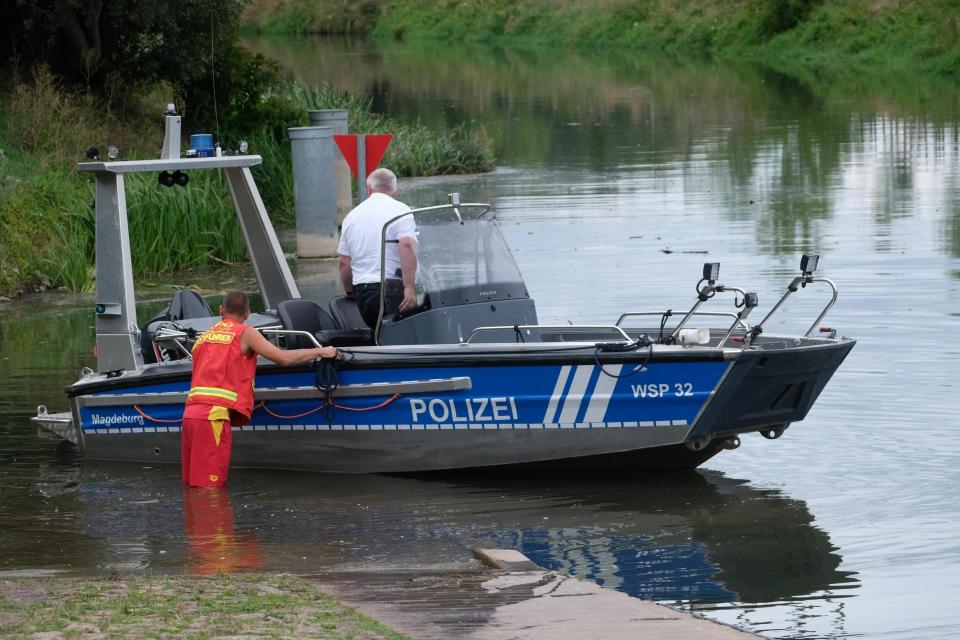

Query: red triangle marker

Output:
[333, 134, 358, 178]
[365, 134, 393, 175]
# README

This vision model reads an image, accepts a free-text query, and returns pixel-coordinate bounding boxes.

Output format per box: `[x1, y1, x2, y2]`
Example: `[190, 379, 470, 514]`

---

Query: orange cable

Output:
[134, 405, 183, 424]
[332, 393, 401, 412]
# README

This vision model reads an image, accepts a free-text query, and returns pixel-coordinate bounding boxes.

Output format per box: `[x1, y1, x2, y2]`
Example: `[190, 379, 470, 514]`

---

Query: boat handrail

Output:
[463, 324, 632, 344]
[404, 201, 494, 219]
[753, 277, 839, 338]
[616, 311, 751, 331]
[152, 326, 323, 359]
[259, 328, 324, 348]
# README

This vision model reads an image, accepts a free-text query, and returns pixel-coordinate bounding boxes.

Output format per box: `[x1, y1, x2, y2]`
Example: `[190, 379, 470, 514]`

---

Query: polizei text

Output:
[410, 397, 519, 423]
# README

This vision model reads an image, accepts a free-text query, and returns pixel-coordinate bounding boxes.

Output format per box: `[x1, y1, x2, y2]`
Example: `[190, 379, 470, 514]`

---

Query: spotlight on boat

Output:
[238, 139, 249, 154]
[158, 171, 176, 187]
[85, 146, 100, 161]
[107, 145, 120, 160]
[703, 262, 720, 284]
[801, 254, 819, 275]
[173, 170, 189, 187]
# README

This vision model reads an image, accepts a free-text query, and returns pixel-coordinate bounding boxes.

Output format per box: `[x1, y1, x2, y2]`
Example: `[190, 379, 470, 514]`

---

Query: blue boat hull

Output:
[64, 339, 853, 472]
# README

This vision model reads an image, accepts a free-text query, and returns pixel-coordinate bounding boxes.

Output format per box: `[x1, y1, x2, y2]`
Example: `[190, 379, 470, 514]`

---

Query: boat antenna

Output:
[209, 12, 222, 146]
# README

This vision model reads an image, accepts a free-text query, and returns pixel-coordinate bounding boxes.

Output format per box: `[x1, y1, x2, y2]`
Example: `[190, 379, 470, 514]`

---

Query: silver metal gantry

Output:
[77, 155, 301, 374]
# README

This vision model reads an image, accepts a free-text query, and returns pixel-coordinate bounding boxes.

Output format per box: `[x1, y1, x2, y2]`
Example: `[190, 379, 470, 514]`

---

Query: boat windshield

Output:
[384, 204, 528, 308]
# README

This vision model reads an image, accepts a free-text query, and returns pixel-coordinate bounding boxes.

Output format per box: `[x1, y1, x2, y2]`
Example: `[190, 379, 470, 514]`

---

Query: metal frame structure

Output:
[77, 156, 300, 374]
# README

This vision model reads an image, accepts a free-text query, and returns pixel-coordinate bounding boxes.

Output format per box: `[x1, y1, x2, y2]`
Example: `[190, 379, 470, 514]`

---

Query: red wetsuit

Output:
[181, 319, 256, 487]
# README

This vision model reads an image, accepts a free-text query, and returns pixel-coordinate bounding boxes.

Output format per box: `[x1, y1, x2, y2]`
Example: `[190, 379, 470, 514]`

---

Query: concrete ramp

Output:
[306, 549, 761, 639]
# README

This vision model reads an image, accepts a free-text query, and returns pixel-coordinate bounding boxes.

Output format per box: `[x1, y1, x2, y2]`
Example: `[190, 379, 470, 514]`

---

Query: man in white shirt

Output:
[338, 168, 418, 328]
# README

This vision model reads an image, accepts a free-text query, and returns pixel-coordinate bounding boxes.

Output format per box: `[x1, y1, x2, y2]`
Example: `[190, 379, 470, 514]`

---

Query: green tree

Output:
[0, 0, 282, 134]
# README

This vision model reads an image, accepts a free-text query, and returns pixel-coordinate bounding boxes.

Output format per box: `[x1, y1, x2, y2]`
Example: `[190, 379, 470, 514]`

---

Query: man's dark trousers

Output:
[354, 279, 404, 328]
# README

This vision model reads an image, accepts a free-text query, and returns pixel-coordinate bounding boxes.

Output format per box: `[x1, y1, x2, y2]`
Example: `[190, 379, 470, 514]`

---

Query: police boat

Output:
[33, 116, 855, 473]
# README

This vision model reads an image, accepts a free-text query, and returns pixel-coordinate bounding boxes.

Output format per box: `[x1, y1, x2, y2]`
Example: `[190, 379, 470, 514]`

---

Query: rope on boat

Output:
[249, 357, 401, 422]
[593, 334, 654, 379]
[255, 394, 401, 420]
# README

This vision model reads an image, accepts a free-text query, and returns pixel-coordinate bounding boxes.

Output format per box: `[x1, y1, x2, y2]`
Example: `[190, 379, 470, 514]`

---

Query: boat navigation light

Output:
[703, 262, 720, 284]
[238, 139, 249, 154]
[158, 171, 176, 187]
[800, 254, 819, 275]
[107, 146, 119, 160]
[173, 170, 189, 187]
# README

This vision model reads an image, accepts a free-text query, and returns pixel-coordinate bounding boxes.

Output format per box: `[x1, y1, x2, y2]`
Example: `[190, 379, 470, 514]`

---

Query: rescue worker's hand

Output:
[316, 346, 337, 359]
[398, 286, 417, 313]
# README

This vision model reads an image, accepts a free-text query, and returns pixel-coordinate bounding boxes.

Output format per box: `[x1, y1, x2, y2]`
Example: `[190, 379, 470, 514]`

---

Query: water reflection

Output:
[248, 36, 960, 260]
[4, 464, 855, 603]
[183, 487, 264, 575]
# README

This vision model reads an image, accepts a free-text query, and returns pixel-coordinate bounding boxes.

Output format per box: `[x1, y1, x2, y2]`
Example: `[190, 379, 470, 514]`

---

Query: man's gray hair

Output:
[367, 168, 398, 195]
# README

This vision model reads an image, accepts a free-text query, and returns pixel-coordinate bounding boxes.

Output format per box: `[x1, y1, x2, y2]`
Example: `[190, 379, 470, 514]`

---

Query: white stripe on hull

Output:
[542, 365, 572, 423]
[582, 364, 622, 422]
[557, 365, 594, 423]
[83, 419, 688, 434]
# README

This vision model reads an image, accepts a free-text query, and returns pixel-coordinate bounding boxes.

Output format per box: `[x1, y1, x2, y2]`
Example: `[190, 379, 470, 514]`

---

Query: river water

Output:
[2, 37, 959, 639]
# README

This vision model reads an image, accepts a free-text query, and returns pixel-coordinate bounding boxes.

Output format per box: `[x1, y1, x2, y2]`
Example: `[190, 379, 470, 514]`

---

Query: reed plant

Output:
[1, 71, 494, 296]
[125, 172, 248, 274]
[248, 129, 295, 224]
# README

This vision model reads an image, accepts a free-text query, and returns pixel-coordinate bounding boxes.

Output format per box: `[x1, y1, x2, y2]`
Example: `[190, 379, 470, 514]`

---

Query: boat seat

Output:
[329, 295, 370, 330]
[276, 298, 372, 348]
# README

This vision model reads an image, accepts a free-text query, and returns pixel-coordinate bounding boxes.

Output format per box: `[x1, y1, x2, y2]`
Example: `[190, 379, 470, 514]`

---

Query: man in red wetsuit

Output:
[181, 291, 337, 487]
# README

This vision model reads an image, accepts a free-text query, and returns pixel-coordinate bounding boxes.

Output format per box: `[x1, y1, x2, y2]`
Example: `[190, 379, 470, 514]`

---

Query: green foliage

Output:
[0, 1, 293, 137]
[0, 168, 91, 295]
[248, 0, 960, 80]
[0, 69, 495, 297]
[126, 173, 249, 274]
[243, 0, 382, 36]
[1, 575, 411, 639]
[756, 0, 822, 38]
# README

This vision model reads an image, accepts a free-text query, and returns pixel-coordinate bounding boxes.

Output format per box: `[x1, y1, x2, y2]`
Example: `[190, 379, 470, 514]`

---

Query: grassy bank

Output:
[243, 0, 960, 79]
[0, 573, 409, 639]
[0, 71, 493, 298]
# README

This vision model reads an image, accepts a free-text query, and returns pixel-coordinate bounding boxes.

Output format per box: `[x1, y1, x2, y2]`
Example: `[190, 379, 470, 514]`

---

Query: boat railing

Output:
[463, 324, 632, 345]
[754, 275, 839, 338]
[259, 328, 324, 348]
[660, 255, 839, 346]
[151, 326, 323, 360]
[616, 311, 751, 331]
[617, 310, 752, 347]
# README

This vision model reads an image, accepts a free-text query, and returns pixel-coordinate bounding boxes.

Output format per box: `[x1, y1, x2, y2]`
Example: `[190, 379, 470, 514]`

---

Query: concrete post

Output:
[308, 109, 352, 224]
[289, 126, 338, 258]
[357, 134, 368, 201]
